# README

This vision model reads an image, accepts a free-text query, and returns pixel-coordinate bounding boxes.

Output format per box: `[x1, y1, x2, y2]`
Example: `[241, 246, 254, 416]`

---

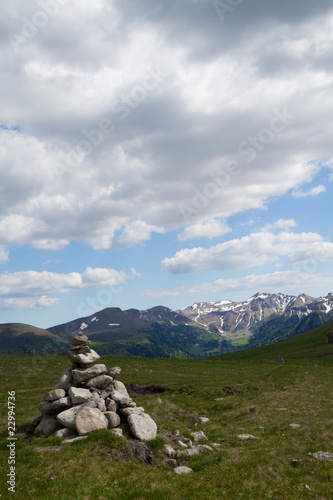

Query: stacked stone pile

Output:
[34, 331, 157, 441]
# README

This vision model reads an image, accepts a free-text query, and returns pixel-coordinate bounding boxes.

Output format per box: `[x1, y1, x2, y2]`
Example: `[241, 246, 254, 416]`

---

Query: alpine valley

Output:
[1, 292, 333, 358]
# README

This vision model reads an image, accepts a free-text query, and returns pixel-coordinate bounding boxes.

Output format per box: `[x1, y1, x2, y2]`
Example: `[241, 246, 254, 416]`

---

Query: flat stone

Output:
[113, 380, 129, 397]
[289, 423, 301, 429]
[200, 417, 210, 424]
[63, 436, 88, 444]
[55, 369, 73, 391]
[71, 333, 89, 345]
[238, 434, 258, 440]
[180, 444, 213, 456]
[68, 387, 93, 405]
[34, 416, 62, 436]
[72, 364, 107, 384]
[107, 366, 121, 379]
[174, 466, 193, 475]
[75, 407, 108, 435]
[56, 402, 96, 430]
[191, 431, 207, 443]
[110, 389, 133, 407]
[85, 374, 113, 389]
[104, 411, 121, 429]
[127, 413, 157, 440]
[120, 407, 144, 417]
[38, 397, 72, 415]
[68, 348, 100, 366]
[308, 451, 333, 461]
[43, 389, 66, 402]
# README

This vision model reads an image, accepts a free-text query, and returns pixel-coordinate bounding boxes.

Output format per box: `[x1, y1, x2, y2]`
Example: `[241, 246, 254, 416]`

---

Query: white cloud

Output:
[0, 2, 332, 251]
[292, 185, 326, 198]
[162, 226, 333, 274]
[0, 267, 138, 303]
[178, 219, 231, 241]
[2, 296, 60, 310]
[143, 270, 333, 299]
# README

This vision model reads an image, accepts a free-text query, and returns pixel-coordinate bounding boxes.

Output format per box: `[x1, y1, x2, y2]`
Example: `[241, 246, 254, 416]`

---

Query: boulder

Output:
[34, 416, 62, 436]
[110, 389, 133, 407]
[105, 398, 117, 412]
[55, 427, 76, 439]
[104, 411, 121, 429]
[68, 348, 100, 366]
[191, 431, 207, 443]
[56, 402, 96, 430]
[113, 380, 129, 397]
[55, 368, 73, 391]
[75, 407, 108, 435]
[72, 364, 107, 384]
[68, 387, 93, 405]
[127, 413, 157, 440]
[43, 389, 66, 401]
[120, 407, 145, 417]
[38, 397, 72, 415]
[85, 374, 113, 389]
[179, 444, 213, 456]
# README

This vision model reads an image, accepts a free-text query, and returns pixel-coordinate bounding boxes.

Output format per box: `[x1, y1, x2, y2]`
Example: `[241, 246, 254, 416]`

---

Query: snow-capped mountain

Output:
[179, 292, 333, 337]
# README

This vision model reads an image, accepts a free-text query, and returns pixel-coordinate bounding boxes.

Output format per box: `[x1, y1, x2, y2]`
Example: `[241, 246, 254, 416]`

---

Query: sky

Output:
[1, 0, 333, 329]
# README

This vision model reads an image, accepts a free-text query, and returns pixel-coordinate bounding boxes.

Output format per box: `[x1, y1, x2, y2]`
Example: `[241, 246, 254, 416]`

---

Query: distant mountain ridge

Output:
[179, 292, 333, 338]
[1, 292, 333, 357]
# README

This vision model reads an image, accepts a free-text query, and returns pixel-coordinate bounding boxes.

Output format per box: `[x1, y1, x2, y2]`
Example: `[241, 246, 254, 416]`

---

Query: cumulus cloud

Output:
[0, 246, 9, 264]
[178, 219, 231, 241]
[162, 225, 333, 274]
[0, 267, 139, 310]
[143, 270, 333, 299]
[0, 0, 332, 253]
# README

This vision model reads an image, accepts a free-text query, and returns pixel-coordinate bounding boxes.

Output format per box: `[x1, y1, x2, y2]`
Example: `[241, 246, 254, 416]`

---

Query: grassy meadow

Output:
[0, 345, 333, 499]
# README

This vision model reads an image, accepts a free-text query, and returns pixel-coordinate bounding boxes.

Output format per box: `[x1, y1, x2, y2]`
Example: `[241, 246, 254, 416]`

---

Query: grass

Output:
[0, 353, 333, 499]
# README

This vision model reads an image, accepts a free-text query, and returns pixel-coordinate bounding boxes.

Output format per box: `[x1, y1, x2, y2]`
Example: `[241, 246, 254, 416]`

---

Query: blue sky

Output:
[1, 0, 333, 329]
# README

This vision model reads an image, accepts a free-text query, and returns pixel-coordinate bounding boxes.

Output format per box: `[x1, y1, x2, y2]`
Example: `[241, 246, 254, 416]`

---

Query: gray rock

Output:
[75, 407, 108, 435]
[113, 380, 129, 397]
[68, 348, 100, 366]
[38, 397, 72, 415]
[56, 403, 95, 430]
[55, 368, 73, 391]
[308, 451, 333, 461]
[105, 398, 117, 412]
[238, 434, 258, 440]
[191, 431, 207, 443]
[164, 458, 177, 468]
[72, 364, 107, 384]
[110, 428, 123, 437]
[104, 411, 121, 429]
[34, 416, 62, 436]
[68, 387, 93, 405]
[108, 366, 121, 379]
[174, 466, 193, 474]
[127, 413, 157, 440]
[164, 444, 177, 458]
[120, 407, 145, 417]
[110, 389, 133, 407]
[43, 389, 66, 401]
[200, 417, 210, 424]
[85, 374, 113, 389]
[97, 400, 107, 412]
[180, 444, 213, 456]
[289, 423, 300, 429]
[55, 427, 76, 439]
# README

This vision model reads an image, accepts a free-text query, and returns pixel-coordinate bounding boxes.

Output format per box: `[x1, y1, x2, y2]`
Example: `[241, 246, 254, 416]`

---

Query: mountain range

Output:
[1, 292, 333, 357]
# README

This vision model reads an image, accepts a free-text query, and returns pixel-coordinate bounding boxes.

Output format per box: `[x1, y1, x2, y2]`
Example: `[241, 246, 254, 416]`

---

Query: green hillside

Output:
[0, 323, 68, 354]
[219, 320, 333, 361]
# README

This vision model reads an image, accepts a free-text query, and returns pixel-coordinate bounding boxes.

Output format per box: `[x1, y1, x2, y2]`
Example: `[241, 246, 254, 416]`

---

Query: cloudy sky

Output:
[1, 0, 333, 328]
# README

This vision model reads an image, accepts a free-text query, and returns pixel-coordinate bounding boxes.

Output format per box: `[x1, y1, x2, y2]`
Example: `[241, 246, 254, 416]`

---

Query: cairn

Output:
[33, 331, 157, 440]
